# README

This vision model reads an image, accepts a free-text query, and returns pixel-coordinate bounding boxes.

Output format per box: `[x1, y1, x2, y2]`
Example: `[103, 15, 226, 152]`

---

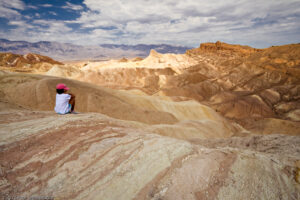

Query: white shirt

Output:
[55, 93, 71, 114]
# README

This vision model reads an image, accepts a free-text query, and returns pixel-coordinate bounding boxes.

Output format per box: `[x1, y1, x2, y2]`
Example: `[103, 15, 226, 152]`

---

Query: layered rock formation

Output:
[30, 42, 300, 134]
[0, 100, 299, 200]
[0, 52, 62, 73]
[0, 73, 242, 139]
[0, 42, 300, 199]
[194, 41, 262, 57]
[185, 42, 300, 131]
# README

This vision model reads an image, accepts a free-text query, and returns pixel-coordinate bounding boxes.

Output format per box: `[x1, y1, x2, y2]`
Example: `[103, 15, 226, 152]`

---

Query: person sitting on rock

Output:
[54, 83, 76, 114]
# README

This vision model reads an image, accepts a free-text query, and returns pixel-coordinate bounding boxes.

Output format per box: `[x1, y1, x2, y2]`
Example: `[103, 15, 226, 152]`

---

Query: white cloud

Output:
[40, 4, 53, 8]
[0, 0, 24, 19]
[62, 0, 298, 47]
[27, 5, 38, 9]
[1, 0, 300, 48]
[32, 19, 72, 32]
[49, 11, 58, 16]
[8, 20, 24, 26]
[91, 28, 121, 39]
[1, 19, 75, 43]
[0, 0, 25, 10]
[62, 2, 83, 11]
[8, 20, 34, 29]
[0, 6, 20, 18]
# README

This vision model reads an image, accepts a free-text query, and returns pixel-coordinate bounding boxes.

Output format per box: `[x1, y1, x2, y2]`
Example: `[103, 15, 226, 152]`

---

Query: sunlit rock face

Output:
[0, 73, 242, 139]
[31, 42, 300, 134]
[184, 43, 300, 124]
[0, 104, 299, 200]
[0, 52, 63, 73]
[0, 41, 300, 199]
[1, 42, 300, 135]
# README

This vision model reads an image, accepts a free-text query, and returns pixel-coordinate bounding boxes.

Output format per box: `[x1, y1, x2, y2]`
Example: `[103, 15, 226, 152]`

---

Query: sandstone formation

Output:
[30, 42, 300, 135]
[193, 41, 262, 57]
[0, 52, 63, 73]
[0, 73, 242, 139]
[185, 42, 300, 130]
[0, 42, 300, 199]
[0, 101, 299, 200]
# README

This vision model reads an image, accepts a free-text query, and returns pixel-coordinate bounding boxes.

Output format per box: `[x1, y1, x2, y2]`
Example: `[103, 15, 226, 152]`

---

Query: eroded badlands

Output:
[0, 42, 300, 199]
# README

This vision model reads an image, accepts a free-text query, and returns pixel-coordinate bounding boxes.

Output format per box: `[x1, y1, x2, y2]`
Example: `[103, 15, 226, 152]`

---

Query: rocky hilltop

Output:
[186, 42, 300, 131]
[0, 52, 63, 73]
[0, 41, 300, 199]
[192, 41, 262, 57]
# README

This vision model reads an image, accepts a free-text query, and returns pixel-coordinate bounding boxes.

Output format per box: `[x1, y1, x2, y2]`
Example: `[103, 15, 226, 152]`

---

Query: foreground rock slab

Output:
[0, 109, 299, 200]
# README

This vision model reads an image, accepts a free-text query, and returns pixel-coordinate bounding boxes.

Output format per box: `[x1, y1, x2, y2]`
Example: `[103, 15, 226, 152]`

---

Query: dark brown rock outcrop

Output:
[0, 52, 62, 72]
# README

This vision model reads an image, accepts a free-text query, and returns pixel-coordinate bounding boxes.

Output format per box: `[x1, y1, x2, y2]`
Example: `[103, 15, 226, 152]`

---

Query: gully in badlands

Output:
[0, 41, 300, 199]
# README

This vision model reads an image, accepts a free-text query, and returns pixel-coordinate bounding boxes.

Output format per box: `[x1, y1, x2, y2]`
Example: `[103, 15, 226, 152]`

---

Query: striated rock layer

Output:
[0, 52, 62, 73]
[0, 72, 243, 139]
[0, 41, 300, 199]
[0, 72, 299, 200]
[32, 42, 300, 135]
[0, 105, 299, 200]
[1, 42, 300, 136]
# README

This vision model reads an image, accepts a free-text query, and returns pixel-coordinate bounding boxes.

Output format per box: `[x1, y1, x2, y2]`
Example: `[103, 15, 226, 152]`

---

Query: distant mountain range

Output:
[0, 39, 191, 61]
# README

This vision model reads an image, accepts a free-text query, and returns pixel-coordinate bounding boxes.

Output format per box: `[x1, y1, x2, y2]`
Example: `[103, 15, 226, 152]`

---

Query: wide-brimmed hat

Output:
[56, 83, 69, 90]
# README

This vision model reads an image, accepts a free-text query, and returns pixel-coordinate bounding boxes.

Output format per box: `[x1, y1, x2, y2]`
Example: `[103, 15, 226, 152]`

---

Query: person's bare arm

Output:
[67, 93, 75, 98]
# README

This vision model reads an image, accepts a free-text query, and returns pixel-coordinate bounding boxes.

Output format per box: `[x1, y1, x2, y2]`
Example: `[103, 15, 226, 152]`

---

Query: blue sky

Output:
[0, 0, 299, 48]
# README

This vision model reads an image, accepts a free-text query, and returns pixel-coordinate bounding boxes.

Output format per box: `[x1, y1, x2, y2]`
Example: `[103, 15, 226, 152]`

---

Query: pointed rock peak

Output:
[149, 49, 160, 57]
[119, 57, 128, 62]
[150, 49, 158, 55]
